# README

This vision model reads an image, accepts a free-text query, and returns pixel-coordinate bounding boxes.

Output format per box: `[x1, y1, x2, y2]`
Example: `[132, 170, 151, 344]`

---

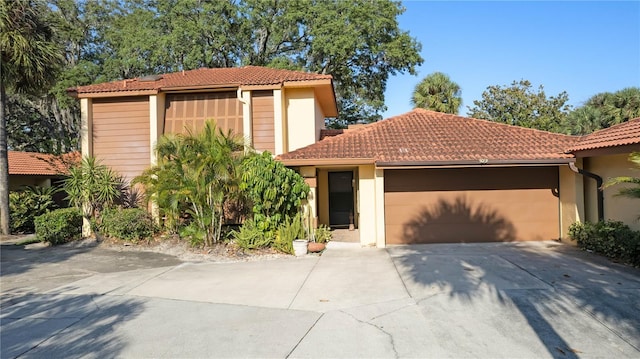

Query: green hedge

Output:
[569, 221, 640, 266]
[10, 186, 58, 234]
[99, 208, 156, 241]
[35, 208, 82, 245]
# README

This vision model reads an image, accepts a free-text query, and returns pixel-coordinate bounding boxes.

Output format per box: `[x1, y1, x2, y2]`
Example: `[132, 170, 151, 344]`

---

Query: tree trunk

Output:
[0, 59, 11, 235]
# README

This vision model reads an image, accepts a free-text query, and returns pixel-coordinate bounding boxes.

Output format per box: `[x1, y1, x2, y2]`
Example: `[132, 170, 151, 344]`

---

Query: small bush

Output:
[569, 221, 640, 266]
[10, 186, 58, 234]
[100, 208, 156, 241]
[35, 208, 82, 245]
[233, 219, 273, 250]
[273, 214, 305, 254]
[314, 225, 332, 244]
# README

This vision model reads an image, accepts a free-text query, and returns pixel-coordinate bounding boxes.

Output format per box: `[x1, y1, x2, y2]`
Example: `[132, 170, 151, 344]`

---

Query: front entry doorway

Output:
[328, 171, 354, 228]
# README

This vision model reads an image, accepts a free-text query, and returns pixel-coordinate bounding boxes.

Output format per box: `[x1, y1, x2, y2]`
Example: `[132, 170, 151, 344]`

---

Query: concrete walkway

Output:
[1, 241, 639, 358]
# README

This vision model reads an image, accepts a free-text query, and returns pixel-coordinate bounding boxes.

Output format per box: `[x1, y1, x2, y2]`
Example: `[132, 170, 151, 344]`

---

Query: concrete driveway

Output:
[1, 240, 639, 358]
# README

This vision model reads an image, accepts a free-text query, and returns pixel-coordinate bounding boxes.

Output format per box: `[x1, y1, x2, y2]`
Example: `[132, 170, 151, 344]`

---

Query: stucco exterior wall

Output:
[357, 165, 382, 247]
[559, 162, 584, 244]
[584, 153, 640, 230]
[318, 169, 329, 226]
[9, 175, 52, 191]
[285, 88, 318, 152]
[314, 95, 325, 143]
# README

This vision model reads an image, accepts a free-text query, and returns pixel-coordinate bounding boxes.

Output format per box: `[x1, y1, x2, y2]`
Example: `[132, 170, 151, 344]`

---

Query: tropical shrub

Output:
[64, 156, 121, 220]
[233, 218, 273, 250]
[569, 221, 640, 266]
[135, 122, 246, 246]
[10, 186, 58, 233]
[99, 208, 156, 241]
[240, 151, 309, 230]
[273, 213, 306, 254]
[314, 225, 332, 244]
[34, 208, 82, 245]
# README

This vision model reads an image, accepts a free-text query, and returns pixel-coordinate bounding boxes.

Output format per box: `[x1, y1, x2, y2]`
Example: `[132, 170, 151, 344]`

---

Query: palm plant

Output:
[64, 156, 121, 226]
[0, 0, 64, 234]
[603, 152, 640, 202]
[563, 106, 605, 135]
[411, 72, 462, 114]
[135, 122, 246, 246]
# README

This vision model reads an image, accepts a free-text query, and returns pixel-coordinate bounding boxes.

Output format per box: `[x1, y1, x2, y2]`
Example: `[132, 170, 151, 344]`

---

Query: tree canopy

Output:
[46, 0, 423, 126]
[563, 87, 640, 135]
[0, 0, 66, 234]
[411, 72, 462, 114]
[467, 80, 572, 132]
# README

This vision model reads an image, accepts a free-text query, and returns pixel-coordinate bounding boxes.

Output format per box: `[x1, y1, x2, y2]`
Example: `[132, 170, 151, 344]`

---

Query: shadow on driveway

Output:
[389, 242, 640, 358]
[1, 292, 145, 358]
[0, 239, 182, 305]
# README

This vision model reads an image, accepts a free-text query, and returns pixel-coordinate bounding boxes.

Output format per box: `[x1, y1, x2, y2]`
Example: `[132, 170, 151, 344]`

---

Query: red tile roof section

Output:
[71, 66, 332, 94]
[9, 151, 80, 176]
[319, 129, 344, 140]
[278, 109, 579, 164]
[568, 117, 640, 152]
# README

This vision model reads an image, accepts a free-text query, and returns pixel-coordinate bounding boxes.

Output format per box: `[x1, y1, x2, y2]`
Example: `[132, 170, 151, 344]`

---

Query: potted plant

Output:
[279, 213, 307, 256]
[308, 225, 331, 253]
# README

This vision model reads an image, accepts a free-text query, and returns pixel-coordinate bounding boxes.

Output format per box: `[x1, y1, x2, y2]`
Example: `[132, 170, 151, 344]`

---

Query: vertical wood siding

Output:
[92, 96, 150, 182]
[164, 92, 243, 135]
[251, 90, 275, 153]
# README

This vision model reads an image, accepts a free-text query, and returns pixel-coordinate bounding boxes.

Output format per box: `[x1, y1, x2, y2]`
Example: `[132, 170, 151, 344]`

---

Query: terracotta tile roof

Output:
[319, 129, 344, 140]
[9, 151, 80, 176]
[568, 117, 640, 152]
[71, 66, 333, 94]
[278, 109, 579, 165]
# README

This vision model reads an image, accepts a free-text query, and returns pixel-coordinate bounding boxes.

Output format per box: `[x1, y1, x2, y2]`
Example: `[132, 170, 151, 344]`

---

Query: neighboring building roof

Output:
[278, 109, 579, 166]
[319, 129, 344, 140]
[9, 151, 80, 176]
[567, 117, 640, 152]
[70, 66, 333, 95]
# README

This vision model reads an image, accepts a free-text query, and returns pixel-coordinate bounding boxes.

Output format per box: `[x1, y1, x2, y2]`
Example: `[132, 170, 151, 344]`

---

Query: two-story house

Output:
[68, 66, 337, 182]
[70, 66, 640, 248]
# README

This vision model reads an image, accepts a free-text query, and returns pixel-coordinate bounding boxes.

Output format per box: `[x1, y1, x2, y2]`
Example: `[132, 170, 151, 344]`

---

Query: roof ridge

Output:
[405, 108, 579, 140]
[582, 117, 640, 138]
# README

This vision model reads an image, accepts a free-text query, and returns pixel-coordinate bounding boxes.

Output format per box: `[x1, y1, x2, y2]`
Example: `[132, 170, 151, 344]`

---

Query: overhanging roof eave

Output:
[375, 158, 576, 168]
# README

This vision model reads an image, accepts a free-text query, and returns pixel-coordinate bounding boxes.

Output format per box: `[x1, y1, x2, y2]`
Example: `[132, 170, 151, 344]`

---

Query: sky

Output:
[381, 1, 640, 119]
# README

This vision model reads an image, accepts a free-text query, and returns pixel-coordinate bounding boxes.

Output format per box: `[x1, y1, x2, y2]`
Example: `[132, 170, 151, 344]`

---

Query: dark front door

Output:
[329, 171, 354, 227]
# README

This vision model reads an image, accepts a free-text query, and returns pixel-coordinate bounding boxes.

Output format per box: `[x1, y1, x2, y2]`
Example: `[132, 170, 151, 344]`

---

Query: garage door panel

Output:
[385, 167, 558, 192]
[384, 167, 559, 244]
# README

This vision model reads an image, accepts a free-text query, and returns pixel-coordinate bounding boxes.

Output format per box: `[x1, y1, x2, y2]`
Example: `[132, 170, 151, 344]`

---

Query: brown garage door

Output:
[384, 167, 560, 244]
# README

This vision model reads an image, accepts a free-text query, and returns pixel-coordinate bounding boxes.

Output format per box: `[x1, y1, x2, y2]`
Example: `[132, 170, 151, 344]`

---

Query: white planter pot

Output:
[293, 239, 308, 256]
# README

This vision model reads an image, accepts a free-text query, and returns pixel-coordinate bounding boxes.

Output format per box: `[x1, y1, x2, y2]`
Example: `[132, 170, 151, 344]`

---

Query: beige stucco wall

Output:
[285, 88, 319, 152]
[316, 166, 384, 247]
[559, 162, 584, 244]
[314, 94, 325, 143]
[317, 169, 330, 226]
[357, 165, 383, 247]
[149, 94, 165, 166]
[9, 176, 52, 191]
[374, 168, 386, 247]
[584, 153, 640, 230]
[80, 98, 92, 158]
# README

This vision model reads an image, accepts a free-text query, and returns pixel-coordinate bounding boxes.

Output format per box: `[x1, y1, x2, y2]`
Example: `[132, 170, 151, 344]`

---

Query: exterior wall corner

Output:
[559, 162, 585, 245]
[80, 98, 93, 158]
